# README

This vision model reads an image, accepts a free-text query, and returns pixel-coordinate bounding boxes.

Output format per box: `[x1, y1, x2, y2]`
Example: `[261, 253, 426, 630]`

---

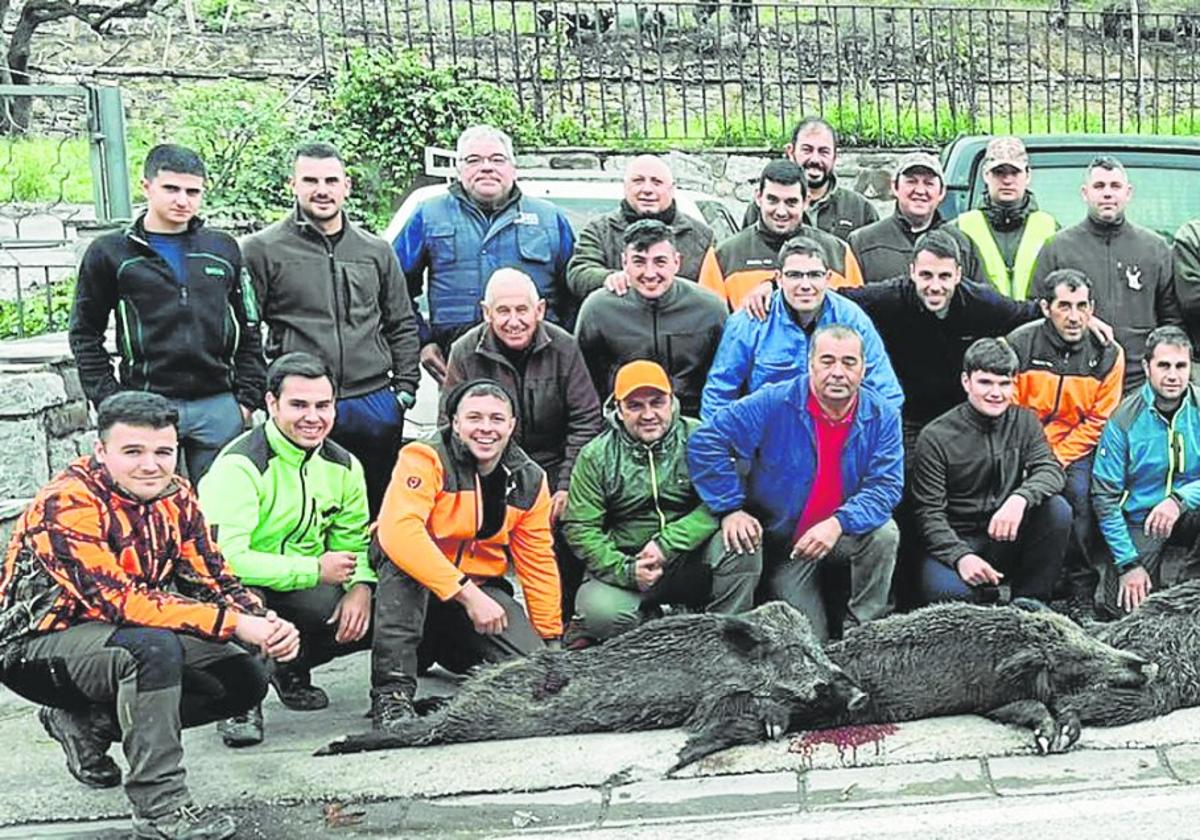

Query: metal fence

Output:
[313, 0, 1200, 143]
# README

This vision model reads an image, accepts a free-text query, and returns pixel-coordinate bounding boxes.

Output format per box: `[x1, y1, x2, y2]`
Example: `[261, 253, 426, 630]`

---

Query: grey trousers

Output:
[764, 519, 899, 642]
[570, 532, 762, 642]
[3, 623, 265, 818]
[370, 558, 542, 700]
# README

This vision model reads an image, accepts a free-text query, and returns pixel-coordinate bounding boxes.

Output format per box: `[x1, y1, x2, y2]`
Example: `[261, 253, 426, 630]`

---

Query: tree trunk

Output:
[3, 7, 40, 134]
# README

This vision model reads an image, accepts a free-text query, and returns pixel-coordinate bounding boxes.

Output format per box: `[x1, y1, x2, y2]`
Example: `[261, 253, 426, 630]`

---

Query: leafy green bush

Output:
[330, 49, 542, 232]
[0, 277, 74, 340]
[142, 79, 317, 225]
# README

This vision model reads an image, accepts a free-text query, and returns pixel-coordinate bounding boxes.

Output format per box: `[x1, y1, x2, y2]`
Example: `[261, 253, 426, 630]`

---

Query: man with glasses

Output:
[701, 234, 900, 421]
[394, 124, 576, 384]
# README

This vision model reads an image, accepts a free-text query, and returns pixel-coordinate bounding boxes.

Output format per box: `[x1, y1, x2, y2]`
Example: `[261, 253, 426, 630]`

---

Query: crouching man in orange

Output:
[369, 379, 562, 732]
[0, 392, 300, 840]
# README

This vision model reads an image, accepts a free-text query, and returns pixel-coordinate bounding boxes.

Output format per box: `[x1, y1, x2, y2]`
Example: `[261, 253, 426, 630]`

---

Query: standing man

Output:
[441, 269, 604, 613]
[699, 160, 863, 311]
[911, 339, 1070, 606]
[702, 235, 900, 421]
[1172, 216, 1200, 363]
[954, 136, 1058, 300]
[199, 353, 375, 747]
[370, 380, 561, 731]
[690, 325, 903, 642]
[1092, 327, 1200, 616]
[241, 141, 421, 516]
[566, 155, 715, 299]
[0, 392, 298, 840]
[1033, 155, 1182, 392]
[562, 361, 761, 643]
[742, 117, 880, 240]
[1008, 269, 1124, 612]
[69, 144, 266, 483]
[575, 220, 727, 417]
[395, 125, 576, 384]
[849, 152, 980, 285]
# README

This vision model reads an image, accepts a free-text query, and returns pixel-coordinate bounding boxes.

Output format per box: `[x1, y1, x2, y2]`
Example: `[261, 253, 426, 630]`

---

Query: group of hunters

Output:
[1, 116, 1199, 838]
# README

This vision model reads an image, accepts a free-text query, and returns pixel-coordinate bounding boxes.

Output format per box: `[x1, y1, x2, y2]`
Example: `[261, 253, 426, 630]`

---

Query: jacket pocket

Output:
[116, 299, 146, 379]
[517, 225, 552, 264]
[428, 225, 457, 266]
[342, 263, 380, 327]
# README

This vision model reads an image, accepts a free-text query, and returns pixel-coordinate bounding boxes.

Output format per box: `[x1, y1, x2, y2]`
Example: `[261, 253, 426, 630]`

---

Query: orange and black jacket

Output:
[377, 432, 562, 639]
[0, 457, 263, 656]
[1009, 318, 1125, 466]
[698, 222, 862, 310]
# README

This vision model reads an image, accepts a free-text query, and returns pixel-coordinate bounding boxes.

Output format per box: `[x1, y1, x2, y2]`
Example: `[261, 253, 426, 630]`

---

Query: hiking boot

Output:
[38, 706, 121, 789]
[216, 704, 263, 748]
[132, 804, 236, 840]
[371, 690, 417, 733]
[270, 663, 328, 711]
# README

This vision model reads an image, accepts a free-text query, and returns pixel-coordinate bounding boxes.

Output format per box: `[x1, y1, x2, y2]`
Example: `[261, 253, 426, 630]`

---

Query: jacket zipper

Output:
[1048, 349, 1068, 421]
[647, 445, 668, 532]
[327, 245, 346, 386]
[279, 449, 315, 550]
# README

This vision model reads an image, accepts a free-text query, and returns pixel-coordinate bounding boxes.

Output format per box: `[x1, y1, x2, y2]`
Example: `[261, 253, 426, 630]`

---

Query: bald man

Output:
[566, 155, 716, 301]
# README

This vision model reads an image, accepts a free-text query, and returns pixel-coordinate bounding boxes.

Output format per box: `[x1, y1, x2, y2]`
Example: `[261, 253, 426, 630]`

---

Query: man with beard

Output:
[567, 155, 715, 299]
[699, 160, 862, 311]
[369, 380, 562, 731]
[242, 141, 421, 516]
[849, 152, 980, 285]
[561, 361, 761, 643]
[701, 235, 900, 421]
[911, 338, 1070, 606]
[1093, 327, 1200, 615]
[953, 137, 1058, 300]
[741, 117, 879, 241]
[1033, 155, 1182, 392]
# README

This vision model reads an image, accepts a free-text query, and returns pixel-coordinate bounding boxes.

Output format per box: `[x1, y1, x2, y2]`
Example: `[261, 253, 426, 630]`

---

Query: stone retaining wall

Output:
[0, 355, 96, 545]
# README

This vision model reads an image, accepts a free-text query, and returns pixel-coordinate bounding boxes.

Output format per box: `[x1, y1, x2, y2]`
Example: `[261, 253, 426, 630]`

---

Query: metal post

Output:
[88, 86, 133, 222]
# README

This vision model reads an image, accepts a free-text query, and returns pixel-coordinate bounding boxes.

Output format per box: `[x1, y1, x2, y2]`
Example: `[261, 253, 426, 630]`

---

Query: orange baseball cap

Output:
[613, 360, 672, 400]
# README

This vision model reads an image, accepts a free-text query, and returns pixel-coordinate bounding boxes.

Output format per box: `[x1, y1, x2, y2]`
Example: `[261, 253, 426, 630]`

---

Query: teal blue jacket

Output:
[198, 421, 374, 591]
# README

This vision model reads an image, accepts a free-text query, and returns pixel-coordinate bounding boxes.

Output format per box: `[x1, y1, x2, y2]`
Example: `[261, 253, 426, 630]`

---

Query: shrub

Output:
[0, 277, 74, 340]
[330, 49, 542, 232]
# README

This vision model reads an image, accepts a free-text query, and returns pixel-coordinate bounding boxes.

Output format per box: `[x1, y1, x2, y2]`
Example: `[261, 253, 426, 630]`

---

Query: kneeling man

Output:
[0, 392, 298, 840]
[562, 360, 761, 643]
[200, 352, 375, 746]
[370, 379, 562, 731]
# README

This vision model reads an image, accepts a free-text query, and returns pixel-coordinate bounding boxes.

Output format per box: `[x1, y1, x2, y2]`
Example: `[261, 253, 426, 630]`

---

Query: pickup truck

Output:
[939, 134, 1200, 241]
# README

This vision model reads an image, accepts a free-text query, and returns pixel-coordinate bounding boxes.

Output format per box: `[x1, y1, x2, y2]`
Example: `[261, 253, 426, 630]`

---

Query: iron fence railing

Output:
[313, 0, 1200, 143]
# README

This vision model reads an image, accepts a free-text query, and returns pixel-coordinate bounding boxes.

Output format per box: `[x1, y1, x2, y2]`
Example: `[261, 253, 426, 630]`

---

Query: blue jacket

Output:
[1092, 383, 1200, 568]
[700, 289, 903, 421]
[688, 376, 904, 542]
[394, 183, 576, 347]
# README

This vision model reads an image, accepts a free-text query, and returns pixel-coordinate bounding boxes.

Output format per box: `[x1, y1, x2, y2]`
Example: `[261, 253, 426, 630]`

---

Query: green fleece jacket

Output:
[198, 421, 375, 591]
[561, 404, 719, 589]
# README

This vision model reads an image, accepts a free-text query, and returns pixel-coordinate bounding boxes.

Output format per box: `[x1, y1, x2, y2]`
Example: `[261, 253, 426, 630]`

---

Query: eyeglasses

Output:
[780, 270, 828, 282]
[461, 154, 511, 168]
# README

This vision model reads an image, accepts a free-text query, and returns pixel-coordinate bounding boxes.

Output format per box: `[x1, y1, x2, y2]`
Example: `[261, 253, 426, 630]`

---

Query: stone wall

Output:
[0, 354, 96, 545]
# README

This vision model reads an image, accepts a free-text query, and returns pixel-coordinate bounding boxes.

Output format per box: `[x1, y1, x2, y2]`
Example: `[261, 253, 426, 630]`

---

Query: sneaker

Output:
[216, 705, 263, 748]
[270, 664, 329, 711]
[132, 804, 236, 840]
[38, 706, 121, 789]
[371, 690, 417, 733]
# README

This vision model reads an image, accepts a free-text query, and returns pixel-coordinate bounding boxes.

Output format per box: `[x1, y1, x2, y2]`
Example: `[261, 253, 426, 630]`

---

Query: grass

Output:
[0, 132, 152, 207]
[0, 278, 75, 340]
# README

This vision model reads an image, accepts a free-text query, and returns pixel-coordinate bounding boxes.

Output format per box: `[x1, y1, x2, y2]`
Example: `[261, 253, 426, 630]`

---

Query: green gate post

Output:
[88, 86, 132, 222]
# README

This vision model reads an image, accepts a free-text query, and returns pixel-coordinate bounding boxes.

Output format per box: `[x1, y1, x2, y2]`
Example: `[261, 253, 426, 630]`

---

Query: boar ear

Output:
[723, 617, 770, 657]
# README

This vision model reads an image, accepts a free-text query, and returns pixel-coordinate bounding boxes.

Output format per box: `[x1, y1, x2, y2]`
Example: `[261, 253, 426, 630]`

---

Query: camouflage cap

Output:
[894, 151, 944, 181]
[982, 137, 1030, 173]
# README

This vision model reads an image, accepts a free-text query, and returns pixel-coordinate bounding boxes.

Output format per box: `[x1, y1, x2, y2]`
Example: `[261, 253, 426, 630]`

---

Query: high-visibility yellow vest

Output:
[957, 208, 1057, 299]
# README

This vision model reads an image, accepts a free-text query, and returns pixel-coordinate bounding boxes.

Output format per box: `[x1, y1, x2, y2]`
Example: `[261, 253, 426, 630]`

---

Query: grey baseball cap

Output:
[894, 151, 945, 181]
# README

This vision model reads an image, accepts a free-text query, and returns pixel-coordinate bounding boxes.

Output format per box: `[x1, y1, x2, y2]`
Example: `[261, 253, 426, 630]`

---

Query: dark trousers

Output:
[1, 624, 265, 818]
[1097, 509, 1200, 616]
[261, 584, 372, 677]
[370, 557, 542, 700]
[171, 392, 245, 483]
[1060, 454, 1100, 597]
[918, 494, 1071, 604]
[330, 386, 405, 518]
